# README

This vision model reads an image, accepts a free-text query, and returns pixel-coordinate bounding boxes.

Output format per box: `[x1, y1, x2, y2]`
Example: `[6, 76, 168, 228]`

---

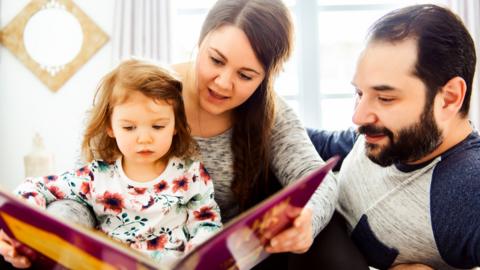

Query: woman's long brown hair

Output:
[199, 0, 293, 210]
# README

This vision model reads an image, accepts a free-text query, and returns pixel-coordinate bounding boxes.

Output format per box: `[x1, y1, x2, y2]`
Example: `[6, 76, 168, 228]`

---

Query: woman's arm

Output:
[269, 97, 338, 238]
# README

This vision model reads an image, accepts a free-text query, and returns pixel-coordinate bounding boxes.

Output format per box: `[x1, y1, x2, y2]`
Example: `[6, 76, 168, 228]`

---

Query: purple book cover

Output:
[174, 156, 339, 270]
[0, 156, 337, 270]
[0, 189, 161, 270]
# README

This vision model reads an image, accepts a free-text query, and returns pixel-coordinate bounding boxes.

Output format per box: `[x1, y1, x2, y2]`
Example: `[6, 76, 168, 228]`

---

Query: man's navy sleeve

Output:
[307, 127, 357, 171]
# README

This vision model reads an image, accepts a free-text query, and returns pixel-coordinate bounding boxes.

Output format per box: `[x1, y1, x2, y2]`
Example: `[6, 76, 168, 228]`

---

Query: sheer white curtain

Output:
[112, 0, 172, 63]
[447, 0, 480, 128]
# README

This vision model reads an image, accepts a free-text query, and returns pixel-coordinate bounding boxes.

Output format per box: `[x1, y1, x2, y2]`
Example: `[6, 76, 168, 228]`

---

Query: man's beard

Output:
[358, 104, 443, 167]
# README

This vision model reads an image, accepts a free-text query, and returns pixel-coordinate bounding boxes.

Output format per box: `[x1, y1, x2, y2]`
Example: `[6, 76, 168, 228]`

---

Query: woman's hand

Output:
[389, 263, 434, 270]
[265, 207, 314, 254]
[0, 230, 31, 268]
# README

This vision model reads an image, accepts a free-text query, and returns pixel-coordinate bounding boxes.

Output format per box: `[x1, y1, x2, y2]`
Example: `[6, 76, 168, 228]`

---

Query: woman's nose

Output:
[215, 70, 233, 91]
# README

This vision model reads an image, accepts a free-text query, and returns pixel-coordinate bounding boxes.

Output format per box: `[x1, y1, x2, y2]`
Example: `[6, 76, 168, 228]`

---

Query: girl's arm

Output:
[183, 161, 222, 251]
[14, 163, 95, 209]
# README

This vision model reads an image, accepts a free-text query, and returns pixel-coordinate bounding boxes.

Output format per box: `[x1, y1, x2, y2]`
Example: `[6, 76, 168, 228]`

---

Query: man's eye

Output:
[378, 97, 395, 103]
[123, 126, 135, 131]
[152, 125, 165, 130]
[354, 89, 363, 98]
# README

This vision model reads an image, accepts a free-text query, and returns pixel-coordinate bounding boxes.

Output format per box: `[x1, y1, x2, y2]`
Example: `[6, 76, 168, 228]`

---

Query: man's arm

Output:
[306, 127, 357, 171]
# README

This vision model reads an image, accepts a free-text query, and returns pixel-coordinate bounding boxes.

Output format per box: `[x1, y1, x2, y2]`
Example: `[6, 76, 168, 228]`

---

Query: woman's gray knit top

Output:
[194, 98, 338, 236]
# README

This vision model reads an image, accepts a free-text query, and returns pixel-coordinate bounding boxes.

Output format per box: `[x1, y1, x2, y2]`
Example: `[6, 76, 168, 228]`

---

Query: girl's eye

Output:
[210, 56, 223, 65]
[152, 125, 164, 130]
[123, 126, 135, 131]
[239, 72, 252, 81]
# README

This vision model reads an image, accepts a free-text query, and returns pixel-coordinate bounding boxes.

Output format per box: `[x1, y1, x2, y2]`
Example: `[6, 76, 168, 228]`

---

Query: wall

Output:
[0, 0, 115, 191]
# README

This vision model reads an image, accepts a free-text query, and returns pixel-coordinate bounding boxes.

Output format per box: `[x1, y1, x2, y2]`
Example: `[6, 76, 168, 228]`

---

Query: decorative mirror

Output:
[0, 0, 108, 92]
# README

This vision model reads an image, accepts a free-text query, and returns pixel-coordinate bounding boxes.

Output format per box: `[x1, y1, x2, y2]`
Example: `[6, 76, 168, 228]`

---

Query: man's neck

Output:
[409, 119, 473, 165]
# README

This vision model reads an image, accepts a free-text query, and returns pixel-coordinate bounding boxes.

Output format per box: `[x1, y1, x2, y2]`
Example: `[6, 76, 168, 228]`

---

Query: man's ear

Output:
[436, 76, 466, 121]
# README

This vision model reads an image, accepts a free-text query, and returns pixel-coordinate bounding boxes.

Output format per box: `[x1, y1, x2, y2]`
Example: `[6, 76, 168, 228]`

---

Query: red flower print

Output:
[96, 192, 125, 214]
[154, 180, 169, 193]
[146, 234, 168, 251]
[141, 196, 155, 210]
[172, 176, 189, 193]
[80, 182, 91, 196]
[76, 166, 91, 177]
[48, 186, 65, 199]
[128, 185, 147, 195]
[194, 206, 217, 221]
[43, 175, 58, 183]
[20, 192, 38, 200]
[199, 163, 211, 184]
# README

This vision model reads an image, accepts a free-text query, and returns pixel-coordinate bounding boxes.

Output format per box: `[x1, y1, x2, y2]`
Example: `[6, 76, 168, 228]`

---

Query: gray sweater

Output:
[194, 98, 338, 236]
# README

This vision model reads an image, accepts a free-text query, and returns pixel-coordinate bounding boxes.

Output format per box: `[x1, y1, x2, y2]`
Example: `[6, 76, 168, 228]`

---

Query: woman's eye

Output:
[210, 56, 222, 65]
[239, 72, 252, 81]
[123, 126, 135, 131]
[152, 125, 164, 130]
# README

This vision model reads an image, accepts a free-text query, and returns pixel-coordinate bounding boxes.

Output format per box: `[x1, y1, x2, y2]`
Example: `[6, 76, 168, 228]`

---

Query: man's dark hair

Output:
[368, 4, 476, 117]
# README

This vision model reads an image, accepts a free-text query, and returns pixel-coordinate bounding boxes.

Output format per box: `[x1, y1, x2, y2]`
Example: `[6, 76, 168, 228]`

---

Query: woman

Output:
[173, 0, 337, 258]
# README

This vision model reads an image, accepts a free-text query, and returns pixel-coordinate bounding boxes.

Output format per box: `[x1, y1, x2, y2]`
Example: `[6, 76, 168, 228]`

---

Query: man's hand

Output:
[389, 263, 434, 270]
[0, 230, 31, 268]
[265, 207, 314, 254]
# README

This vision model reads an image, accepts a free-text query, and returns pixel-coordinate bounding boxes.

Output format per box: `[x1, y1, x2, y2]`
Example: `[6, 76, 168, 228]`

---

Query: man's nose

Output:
[352, 98, 377, 126]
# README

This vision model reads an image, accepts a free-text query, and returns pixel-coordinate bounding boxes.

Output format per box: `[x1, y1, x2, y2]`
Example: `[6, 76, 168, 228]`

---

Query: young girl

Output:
[0, 59, 222, 268]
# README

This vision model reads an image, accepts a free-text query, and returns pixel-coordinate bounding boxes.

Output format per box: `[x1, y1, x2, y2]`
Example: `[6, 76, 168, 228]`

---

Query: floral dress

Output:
[15, 156, 222, 267]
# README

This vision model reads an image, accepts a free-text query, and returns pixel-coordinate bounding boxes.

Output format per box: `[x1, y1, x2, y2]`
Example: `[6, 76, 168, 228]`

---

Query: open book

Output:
[0, 156, 338, 270]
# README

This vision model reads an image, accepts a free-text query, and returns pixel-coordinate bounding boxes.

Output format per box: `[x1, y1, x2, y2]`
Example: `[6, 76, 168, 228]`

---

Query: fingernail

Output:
[270, 239, 276, 247]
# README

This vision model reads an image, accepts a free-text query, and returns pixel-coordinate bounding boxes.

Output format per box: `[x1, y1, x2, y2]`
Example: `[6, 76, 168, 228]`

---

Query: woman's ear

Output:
[436, 76, 466, 121]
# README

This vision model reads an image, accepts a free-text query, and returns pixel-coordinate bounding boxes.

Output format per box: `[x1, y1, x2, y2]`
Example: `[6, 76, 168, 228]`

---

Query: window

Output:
[170, 0, 447, 130]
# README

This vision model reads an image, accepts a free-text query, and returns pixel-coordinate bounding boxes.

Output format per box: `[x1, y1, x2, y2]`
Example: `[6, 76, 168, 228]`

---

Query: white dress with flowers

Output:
[14, 156, 222, 267]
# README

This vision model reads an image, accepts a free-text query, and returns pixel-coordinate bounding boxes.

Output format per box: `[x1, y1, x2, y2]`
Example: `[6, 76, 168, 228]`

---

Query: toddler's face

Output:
[108, 91, 176, 171]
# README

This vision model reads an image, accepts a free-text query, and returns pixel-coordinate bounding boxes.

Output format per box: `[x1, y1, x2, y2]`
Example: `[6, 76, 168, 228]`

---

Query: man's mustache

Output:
[358, 125, 394, 140]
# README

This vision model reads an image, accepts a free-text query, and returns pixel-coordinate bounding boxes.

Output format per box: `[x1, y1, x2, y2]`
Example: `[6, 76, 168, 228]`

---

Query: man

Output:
[309, 4, 479, 269]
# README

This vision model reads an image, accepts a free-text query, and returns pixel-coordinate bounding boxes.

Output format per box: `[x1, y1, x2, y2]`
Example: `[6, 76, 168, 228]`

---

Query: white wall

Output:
[0, 0, 116, 191]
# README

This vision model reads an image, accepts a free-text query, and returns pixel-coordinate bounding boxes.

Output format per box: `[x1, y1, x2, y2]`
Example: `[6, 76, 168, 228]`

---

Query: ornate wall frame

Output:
[0, 0, 109, 92]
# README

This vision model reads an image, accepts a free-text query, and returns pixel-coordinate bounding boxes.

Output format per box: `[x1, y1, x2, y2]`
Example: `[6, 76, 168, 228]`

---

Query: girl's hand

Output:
[390, 263, 434, 270]
[0, 230, 31, 268]
[265, 207, 314, 254]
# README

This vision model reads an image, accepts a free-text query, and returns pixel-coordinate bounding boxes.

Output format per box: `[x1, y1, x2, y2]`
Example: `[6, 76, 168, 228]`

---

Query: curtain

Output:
[112, 0, 172, 63]
[447, 0, 480, 128]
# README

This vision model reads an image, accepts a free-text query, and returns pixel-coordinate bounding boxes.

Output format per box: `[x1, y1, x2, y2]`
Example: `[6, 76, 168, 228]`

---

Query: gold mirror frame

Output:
[0, 0, 109, 92]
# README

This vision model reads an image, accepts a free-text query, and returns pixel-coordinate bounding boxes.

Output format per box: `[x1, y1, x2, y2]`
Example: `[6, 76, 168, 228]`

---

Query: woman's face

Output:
[195, 25, 265, 117]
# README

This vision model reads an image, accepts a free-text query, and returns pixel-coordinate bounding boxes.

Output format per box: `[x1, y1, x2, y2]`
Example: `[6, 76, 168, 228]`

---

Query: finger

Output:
[265, 227, 308, 253]
[0, 239, 14, 257]
[0, 230, 13, 245]
[285, 206, 302, 219]
[293, 207, 312, 227]
[6, 254, 32, 269]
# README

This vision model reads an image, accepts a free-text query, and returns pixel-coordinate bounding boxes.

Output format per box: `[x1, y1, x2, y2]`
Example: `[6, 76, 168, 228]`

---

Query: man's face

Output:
[351, 39, 443, 166]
